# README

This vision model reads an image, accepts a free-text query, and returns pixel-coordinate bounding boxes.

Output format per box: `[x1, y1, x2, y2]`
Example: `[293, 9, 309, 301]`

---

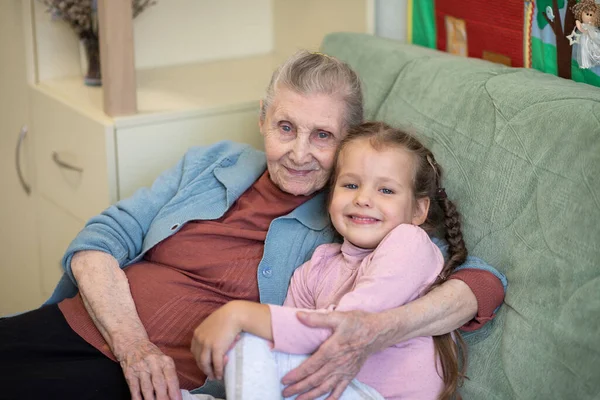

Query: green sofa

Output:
[321, 32, 600, 399]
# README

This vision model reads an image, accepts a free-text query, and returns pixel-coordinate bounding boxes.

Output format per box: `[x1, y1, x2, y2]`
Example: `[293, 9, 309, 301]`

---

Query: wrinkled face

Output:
[260, 87, 346, 196]
[329, 139, 430, 249]
[582, 8, 596, 24]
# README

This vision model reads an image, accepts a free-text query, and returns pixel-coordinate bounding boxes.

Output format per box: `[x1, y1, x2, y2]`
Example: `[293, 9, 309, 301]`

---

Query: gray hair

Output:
[260, 50, 364, 130]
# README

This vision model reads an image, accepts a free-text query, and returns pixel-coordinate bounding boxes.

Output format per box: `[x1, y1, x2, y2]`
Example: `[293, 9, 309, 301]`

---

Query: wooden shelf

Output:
[37, 53, 280, 127]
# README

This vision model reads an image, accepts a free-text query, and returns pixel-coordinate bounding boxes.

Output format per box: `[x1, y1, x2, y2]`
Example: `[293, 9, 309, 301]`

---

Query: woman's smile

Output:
[284, 166, 316, 177]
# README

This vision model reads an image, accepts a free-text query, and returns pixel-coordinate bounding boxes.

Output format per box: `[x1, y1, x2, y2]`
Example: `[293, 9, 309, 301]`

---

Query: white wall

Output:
[134, 0, 274, 69]
[33, 0, 275, 80]
[33, 1, 82, 81]
[375, 0, 407, 42]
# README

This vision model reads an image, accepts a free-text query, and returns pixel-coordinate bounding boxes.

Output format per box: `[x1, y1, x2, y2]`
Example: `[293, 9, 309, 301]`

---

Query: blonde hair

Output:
[260, 50, 363, 129]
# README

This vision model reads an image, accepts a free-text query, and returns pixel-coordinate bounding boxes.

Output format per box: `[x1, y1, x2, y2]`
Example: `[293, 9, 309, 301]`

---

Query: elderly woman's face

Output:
[260, 87, 346, 196]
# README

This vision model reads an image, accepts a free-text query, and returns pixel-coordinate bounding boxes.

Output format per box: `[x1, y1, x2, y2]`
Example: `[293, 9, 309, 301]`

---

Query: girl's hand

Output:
[191, 302, 243, 381]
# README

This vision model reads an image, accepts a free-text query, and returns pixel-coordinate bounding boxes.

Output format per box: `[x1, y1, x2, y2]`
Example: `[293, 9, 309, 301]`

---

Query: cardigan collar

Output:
[214, 145, 330, 231]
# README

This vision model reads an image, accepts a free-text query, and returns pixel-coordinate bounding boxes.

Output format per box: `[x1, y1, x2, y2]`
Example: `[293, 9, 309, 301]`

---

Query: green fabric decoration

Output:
[411, 0, 436, 49]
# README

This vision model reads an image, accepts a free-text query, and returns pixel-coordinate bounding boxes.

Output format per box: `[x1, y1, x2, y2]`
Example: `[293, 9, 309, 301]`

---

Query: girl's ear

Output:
[412, 197, 430, 226]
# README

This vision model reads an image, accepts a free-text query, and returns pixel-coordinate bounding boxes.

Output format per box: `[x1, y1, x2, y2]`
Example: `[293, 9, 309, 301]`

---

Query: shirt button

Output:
[220, 158, 233, 167]
[262, 267, 273, 278]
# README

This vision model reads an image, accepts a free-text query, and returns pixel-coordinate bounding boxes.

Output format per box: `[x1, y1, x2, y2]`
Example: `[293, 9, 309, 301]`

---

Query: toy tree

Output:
[536, 0, 578, 79]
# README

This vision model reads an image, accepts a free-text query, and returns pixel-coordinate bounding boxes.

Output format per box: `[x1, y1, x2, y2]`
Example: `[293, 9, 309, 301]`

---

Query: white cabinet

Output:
[36, 197, 85, 298]
[31, 88, 116, 222]
[0, 0, 43, 314]
[1, 0, 374, 313]
[115, 108, 263, 199]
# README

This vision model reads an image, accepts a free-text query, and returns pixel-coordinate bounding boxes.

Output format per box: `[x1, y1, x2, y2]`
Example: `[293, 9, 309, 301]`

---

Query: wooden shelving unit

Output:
[32, 0, 374, 119]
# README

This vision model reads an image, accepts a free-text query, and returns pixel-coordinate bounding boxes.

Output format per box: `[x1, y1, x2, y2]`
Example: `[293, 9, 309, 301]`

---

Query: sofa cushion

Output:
[322, 32, 600, 399]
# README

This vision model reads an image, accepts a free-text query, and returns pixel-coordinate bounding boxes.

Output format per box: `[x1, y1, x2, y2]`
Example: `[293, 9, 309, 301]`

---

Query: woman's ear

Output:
[258, 100, 265, 134]
[412, 197, 430, 226]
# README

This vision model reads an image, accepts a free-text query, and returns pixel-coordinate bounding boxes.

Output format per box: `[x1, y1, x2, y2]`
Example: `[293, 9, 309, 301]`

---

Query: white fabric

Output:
[577, 23, 600, 69]
[181, 391, 223, 400]
[217, 333, 385, 400]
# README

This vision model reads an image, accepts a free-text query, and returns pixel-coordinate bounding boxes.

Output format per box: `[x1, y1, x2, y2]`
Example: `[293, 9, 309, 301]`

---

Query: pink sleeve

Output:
[281, 259, 316, 309]
[269, 225, 443, 354]
[269, 246, 337, 354]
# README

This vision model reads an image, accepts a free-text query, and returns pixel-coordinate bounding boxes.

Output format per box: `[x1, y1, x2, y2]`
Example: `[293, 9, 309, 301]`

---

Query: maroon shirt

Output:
[59, 172, 310, 389]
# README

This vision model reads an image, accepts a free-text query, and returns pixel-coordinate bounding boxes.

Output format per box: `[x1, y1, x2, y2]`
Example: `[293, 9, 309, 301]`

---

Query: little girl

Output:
[190, 121, 468, 400]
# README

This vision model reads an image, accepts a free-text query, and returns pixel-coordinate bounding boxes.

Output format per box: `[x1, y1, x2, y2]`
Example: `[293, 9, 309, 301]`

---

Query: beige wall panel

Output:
[273, 0, 370, 57]
[134, 0, 274, 69]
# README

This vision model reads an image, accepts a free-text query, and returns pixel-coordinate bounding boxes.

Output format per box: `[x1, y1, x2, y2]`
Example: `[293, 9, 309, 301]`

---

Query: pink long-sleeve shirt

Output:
[268, 224, 445, 399]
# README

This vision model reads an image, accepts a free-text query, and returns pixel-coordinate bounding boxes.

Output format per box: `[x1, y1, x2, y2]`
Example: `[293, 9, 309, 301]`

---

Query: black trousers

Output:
[0, 304, 131, 400]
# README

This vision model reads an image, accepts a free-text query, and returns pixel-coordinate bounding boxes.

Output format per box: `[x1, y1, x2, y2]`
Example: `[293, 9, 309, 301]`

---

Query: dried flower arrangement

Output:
[40, 0, 157, 85]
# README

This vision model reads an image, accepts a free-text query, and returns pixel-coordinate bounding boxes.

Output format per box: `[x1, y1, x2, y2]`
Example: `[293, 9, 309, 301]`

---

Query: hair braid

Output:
[438, 197, 468, 278]
[430, 195, 469, 400]
[425, 153, 469, 400]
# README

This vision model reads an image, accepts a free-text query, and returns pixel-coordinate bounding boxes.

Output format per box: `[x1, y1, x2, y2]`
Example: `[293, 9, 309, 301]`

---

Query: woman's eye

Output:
[317, 131, 331, 139]
[280, 124, 292, 133]
[343, 183, 358, 189]
[380, 188, 394, 195]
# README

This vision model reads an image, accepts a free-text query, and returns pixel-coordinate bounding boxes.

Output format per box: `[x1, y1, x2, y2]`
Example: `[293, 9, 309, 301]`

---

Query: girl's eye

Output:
[380, 188, 394, 195]
[343, 183, 358, 189]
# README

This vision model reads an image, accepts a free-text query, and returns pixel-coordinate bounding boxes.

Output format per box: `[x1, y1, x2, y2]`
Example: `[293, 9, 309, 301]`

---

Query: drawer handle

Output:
[15, 126, 31, 195]
[52, 152, 84, 173]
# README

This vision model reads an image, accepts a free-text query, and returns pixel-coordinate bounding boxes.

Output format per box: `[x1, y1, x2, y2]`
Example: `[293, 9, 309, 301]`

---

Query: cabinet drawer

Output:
[37, 196, 86, 298]
[31, 88, 116, 221]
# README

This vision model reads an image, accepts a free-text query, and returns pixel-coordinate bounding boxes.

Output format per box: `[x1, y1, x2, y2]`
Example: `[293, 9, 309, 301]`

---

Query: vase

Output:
[81, 37, 102, 87]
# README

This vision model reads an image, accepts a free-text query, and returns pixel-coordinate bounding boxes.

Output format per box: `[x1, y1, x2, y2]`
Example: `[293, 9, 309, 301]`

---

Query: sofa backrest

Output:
[322, 32, 600, 399]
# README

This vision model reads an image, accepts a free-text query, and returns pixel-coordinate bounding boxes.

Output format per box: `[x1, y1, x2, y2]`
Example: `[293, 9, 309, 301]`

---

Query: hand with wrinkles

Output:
[117, 339, 182, 400]
[282, 310, 389, 400]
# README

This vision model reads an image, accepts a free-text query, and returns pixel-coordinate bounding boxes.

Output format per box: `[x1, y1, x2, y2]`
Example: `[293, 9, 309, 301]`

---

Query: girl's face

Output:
[329, 139, 430, 249]
[581, 8, 596, 24]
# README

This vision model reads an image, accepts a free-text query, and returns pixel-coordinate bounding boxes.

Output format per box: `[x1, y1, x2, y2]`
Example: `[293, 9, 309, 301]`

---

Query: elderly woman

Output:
[0, 51, 505, 400]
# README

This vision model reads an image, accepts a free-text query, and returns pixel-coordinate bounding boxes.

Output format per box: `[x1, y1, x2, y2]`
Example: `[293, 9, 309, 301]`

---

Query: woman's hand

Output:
[72, 250, 182, 400]
[191, 302, 243, 381]
[117, 338, 182, 400]
[281, 310, 390, 400]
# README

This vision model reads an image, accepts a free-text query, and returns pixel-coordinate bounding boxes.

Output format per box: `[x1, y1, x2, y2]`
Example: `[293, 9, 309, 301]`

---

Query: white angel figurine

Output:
[571, 0, 600, 69]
